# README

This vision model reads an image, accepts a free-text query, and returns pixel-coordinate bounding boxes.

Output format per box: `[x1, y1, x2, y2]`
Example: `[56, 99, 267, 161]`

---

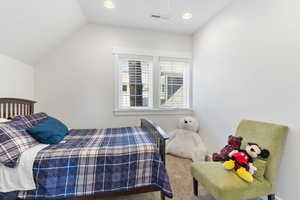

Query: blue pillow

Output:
[26, 117, 68, 144]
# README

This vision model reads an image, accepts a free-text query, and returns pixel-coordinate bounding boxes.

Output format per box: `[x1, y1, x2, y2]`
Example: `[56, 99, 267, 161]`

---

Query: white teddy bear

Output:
[167, 116, 207, 162]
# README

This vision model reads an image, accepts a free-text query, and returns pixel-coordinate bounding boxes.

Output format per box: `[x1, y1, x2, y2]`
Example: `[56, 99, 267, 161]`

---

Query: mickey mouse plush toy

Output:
[223, 143, 270, 183]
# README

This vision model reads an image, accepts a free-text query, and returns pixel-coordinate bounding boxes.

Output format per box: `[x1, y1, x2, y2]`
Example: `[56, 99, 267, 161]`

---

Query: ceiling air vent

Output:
[150, 13, 170, 20]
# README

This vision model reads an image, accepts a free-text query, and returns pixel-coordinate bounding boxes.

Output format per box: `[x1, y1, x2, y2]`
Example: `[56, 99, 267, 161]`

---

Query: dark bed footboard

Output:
[141, 119, 169, 165]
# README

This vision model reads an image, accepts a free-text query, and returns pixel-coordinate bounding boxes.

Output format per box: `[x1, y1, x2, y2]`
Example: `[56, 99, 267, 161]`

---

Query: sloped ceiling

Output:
[0, 0, 85, 65]
[0, 0, 232, 65]
[78, 0, 232, 35]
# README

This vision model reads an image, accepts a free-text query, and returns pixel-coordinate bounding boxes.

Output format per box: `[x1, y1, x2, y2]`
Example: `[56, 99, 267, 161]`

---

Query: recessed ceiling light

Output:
[182, 12, 193, 20]
[104, 0, 115, 9]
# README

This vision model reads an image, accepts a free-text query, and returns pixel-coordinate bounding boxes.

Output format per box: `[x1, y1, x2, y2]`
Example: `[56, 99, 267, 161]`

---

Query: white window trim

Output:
[158, 57, 191, 109]
[112, 47, 192, 59]
[113, 47, 193, 116]
[113, 108, 193, 116]
[116, 57, 154, 109]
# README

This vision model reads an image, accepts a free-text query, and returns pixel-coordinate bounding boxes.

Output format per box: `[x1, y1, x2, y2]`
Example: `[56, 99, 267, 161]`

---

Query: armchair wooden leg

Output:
[160, 192, 165, 200]
[193, 178, 198, 196]
[268, 194, 275, 200]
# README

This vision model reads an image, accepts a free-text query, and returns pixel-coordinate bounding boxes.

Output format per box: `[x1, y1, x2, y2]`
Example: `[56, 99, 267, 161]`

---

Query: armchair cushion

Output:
[191, 162, 273, 200]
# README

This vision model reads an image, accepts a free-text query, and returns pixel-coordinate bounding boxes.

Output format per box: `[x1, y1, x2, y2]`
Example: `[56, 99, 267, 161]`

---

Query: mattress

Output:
[17, 127, 172, 199]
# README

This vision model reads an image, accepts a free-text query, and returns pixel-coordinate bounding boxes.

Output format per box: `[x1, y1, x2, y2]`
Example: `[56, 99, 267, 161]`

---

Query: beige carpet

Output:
[101, 155, 214, 200]
[101, 155, 261, 200]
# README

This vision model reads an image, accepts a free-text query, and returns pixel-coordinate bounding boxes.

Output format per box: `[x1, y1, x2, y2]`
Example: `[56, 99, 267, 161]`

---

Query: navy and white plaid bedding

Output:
[12, 113, 48, 128]
[0, 122, 38, 168]
[0, 113, 47, 168]
[18, 127, 173, 199]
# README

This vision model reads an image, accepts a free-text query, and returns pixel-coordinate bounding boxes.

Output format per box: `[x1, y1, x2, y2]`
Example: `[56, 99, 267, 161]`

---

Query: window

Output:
[160, 57, 189, 108]
[115, 51, 191, 113]
[118, 55, 153, 109]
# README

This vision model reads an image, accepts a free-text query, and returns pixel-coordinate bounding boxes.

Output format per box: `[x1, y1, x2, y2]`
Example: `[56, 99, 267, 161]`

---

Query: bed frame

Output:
[0, 98, 36, 119]
[0, 98, 169, 200]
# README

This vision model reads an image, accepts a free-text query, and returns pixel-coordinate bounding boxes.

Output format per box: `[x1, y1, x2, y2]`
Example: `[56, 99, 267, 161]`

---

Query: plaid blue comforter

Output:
[18, 127, 172, 199]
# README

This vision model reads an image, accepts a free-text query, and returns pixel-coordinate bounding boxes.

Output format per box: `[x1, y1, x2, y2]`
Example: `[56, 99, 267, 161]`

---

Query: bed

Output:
[0, 98, 172, 200]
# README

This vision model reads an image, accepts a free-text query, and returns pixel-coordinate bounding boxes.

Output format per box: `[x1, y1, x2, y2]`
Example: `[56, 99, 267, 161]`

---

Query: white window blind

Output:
[159, 57, 190, 108]
[118, 55, 153, 109]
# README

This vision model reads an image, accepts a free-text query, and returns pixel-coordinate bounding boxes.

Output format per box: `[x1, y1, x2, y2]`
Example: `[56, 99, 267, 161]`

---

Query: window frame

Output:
[118, 57, 154, 110]
[113, 48, 192, 116]
[158, 57, 191, 109]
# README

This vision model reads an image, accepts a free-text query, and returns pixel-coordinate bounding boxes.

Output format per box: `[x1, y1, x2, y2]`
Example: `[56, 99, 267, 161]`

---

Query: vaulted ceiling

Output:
[0, 0, 85, 65]
[0, 0, 232, 65]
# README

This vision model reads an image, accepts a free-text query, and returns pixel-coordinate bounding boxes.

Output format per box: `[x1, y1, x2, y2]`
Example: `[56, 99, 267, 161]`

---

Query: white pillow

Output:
[0, 118, 11, 123]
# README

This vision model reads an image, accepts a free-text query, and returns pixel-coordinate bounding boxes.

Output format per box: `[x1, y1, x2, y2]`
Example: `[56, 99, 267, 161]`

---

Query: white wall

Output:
[0, 0, 85, 65]
[0, 54, 34, 99]
[35, 24, 192, 131]
[193, 0, 300, 199]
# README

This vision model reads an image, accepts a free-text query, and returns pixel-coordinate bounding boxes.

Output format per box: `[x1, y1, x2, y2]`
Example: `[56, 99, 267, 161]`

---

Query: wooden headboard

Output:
[0, 98, 36, 119]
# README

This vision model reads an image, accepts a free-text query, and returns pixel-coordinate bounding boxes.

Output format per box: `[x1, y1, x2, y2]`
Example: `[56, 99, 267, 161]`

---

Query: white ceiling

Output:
[78, 0, 232, 35]
[0, 0, 85, 65]
[0, 0, 232, 65]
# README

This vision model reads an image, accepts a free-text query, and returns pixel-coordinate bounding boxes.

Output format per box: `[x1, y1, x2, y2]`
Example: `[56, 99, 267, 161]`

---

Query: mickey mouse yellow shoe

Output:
[236, 167, 253, 183]
[223, 160, 235, 170]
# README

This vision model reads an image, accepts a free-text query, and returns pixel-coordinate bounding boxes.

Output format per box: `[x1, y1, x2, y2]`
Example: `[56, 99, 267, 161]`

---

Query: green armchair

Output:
[191, 120, 288, 200]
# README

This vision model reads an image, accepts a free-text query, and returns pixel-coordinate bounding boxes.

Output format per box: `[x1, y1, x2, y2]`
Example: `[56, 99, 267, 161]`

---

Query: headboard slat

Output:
[25, 104, 28, 115]
[0, 98, 36, 119]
